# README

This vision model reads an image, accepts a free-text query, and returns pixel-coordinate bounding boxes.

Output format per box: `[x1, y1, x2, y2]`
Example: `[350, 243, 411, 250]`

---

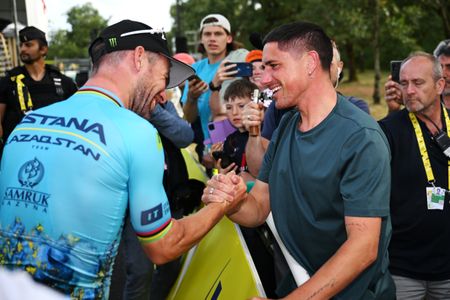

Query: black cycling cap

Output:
[89, 19, 195, 89]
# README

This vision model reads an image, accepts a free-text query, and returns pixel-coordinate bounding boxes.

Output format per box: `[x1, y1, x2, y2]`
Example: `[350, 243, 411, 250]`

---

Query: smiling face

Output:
[225, 96, 251, 131]
[260, 42, 309, 109]
[130, 52, 169, 119]
[249, 60, 265, 90]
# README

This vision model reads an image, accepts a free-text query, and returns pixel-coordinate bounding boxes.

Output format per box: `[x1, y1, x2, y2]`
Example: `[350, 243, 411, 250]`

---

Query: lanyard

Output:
[13, 74, 33, 113]
[409, 106, 450, 188]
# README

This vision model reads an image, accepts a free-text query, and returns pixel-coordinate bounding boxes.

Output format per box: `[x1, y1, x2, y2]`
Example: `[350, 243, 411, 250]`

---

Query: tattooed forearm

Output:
[345, 222, 368, 232]
[305, 278, 337, 300]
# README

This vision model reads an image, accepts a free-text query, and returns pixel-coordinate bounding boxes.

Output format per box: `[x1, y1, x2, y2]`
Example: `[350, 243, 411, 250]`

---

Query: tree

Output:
[47, 3, 108, 59]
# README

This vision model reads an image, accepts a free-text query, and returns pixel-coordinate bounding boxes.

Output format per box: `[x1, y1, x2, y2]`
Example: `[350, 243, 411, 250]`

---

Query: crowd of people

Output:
[0, 11, 449, 300]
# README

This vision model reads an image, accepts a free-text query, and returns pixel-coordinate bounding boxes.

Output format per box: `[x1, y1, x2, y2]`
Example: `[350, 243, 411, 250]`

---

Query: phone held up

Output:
[390, 60, 402, 83]
[225, 62, 253, 77]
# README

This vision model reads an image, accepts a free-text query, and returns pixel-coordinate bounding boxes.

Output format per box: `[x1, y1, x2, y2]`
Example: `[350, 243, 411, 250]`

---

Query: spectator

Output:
[433, 39, 450, 107]
[385, 39, 450, 113]
[181, 14, 243, 168]
[0, 19, 242, 299]
[203, 21, 394, 299]
[0, 26, 77, 151]
[245, 50, 265, 91]
[379, 52, 450, 300]
[211, 79, 258, 182]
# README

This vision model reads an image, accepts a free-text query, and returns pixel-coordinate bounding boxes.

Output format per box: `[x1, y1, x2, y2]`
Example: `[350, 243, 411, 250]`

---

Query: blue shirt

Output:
[181, 58, 221, 140]
[0, 87, 171, 299]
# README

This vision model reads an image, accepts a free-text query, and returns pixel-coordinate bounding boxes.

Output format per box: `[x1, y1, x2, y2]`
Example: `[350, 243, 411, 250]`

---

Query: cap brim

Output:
[162, 54, 196, 89]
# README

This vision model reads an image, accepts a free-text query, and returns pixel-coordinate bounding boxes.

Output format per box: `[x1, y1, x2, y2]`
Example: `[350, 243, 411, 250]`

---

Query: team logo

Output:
[18, 158, 45, 188]
[109, 37, 117, 47]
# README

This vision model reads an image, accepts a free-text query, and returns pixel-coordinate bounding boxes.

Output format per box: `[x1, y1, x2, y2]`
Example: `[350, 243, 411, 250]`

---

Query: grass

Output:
[338, 70, 391, 121]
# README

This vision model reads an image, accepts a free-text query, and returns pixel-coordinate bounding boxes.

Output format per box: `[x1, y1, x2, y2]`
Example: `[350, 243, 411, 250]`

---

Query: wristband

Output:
[209, 81, 221, 91]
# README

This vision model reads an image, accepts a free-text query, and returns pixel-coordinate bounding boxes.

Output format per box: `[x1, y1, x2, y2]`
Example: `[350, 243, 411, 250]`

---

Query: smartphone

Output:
[390, 60, 402, 83]
[187, 74, 201, 81]
[203, 119, 237, 145]
[225, 62, 253, 77]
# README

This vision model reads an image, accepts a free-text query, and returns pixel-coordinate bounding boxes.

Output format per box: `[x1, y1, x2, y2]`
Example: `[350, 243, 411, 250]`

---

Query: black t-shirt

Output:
[0, 65, 78, 141]
[379, 109, 450, 281]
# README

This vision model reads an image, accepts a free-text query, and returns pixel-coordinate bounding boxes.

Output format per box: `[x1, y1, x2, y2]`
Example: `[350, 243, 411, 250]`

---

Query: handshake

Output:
[201, 172, 247, 215]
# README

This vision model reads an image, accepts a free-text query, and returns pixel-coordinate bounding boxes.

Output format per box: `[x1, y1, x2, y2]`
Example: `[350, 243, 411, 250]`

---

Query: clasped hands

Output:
[201, 171, 247, 215]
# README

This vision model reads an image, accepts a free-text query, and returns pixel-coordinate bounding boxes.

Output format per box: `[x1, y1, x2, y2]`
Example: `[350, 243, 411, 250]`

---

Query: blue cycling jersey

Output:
[0, 87, 172, 299]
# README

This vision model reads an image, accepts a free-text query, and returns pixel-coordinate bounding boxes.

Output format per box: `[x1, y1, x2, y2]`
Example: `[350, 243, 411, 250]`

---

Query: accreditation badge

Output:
[426, 187, 445, 210]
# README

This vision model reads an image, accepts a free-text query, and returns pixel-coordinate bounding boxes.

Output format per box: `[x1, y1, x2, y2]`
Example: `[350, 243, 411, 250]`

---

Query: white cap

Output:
[199, 14, 231, 33]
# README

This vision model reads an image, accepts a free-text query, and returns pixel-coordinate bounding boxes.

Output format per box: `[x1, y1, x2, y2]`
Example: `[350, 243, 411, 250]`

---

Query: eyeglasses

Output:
[433, 39, 450, 57]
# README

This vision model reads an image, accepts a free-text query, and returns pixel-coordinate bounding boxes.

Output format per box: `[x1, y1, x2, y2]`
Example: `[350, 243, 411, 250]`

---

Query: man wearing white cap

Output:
[181, 14, 237, 166]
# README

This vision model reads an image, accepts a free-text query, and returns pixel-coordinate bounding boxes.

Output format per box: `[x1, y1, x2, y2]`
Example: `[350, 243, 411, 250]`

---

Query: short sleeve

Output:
[340, 127, 391, 217]
[127, 123, 172, 243]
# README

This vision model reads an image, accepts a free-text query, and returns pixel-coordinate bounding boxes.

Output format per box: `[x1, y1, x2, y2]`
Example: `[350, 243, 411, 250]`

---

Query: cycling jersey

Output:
[0, 86, 172, 299]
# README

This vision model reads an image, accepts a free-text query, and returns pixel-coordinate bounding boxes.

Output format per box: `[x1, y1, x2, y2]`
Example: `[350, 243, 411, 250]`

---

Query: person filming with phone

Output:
[385, 39, 450, 113]
[379, 52, 450, 299]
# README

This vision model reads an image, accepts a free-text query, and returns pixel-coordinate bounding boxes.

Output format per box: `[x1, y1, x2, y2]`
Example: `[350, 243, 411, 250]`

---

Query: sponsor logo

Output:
[21, 113, 106, 145]
[2, 158, 50, 213]
[18, 157, 44, 188]
[109, 37, 117, 47]
[141, 203, 163, 225]
[9, 134, 101, 161]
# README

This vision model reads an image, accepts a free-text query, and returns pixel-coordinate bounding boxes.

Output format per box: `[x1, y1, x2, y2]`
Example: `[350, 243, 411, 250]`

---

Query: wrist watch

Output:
[209, 81, 221, 91]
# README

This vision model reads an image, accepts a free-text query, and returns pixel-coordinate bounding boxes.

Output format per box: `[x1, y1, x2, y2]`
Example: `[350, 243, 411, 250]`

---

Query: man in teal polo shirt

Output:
[203, 21, 395, 299]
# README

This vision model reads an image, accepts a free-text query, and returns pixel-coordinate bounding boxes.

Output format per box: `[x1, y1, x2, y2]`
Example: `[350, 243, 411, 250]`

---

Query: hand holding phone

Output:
[390, 60, 402, 83]
[224, 62, 253, 77]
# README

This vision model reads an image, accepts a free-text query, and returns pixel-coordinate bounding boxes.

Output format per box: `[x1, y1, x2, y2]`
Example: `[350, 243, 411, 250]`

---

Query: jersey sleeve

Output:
[126, 122, 172, 243]
[340, 127, 391, 217]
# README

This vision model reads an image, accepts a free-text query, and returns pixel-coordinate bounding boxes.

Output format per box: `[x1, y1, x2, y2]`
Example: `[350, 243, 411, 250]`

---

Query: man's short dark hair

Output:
[263, 21, 333, 71]
[224, 79, 258, 102]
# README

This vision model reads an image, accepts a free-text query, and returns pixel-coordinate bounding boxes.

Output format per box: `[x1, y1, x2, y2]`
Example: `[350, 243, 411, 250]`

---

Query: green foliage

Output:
[171, 0, 449, 72]
[47, 3, 108, 59]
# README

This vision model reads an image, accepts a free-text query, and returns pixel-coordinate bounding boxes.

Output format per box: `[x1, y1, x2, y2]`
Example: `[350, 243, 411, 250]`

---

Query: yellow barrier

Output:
[168, 217, 265, 299]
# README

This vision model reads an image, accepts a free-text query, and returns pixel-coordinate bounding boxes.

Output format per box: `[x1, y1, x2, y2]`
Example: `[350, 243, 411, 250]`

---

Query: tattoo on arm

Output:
[345, 222, 368, 232]
[305, 278, 336, 300]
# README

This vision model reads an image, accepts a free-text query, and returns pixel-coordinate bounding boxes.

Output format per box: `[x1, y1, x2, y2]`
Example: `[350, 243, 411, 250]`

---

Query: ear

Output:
[436, 77, 446, 94]
[133, 46, 146, 71]
[306, 51, 319, 75]
[226, 34, 233, 44]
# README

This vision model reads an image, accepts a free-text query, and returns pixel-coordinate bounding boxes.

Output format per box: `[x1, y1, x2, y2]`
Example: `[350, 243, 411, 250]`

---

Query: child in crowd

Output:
[211, 79, 258, 183]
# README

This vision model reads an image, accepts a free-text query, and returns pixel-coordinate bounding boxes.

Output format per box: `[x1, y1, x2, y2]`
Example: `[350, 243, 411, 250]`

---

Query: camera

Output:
[211, 150, 237, 169]
[433, 131, 450, 158]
